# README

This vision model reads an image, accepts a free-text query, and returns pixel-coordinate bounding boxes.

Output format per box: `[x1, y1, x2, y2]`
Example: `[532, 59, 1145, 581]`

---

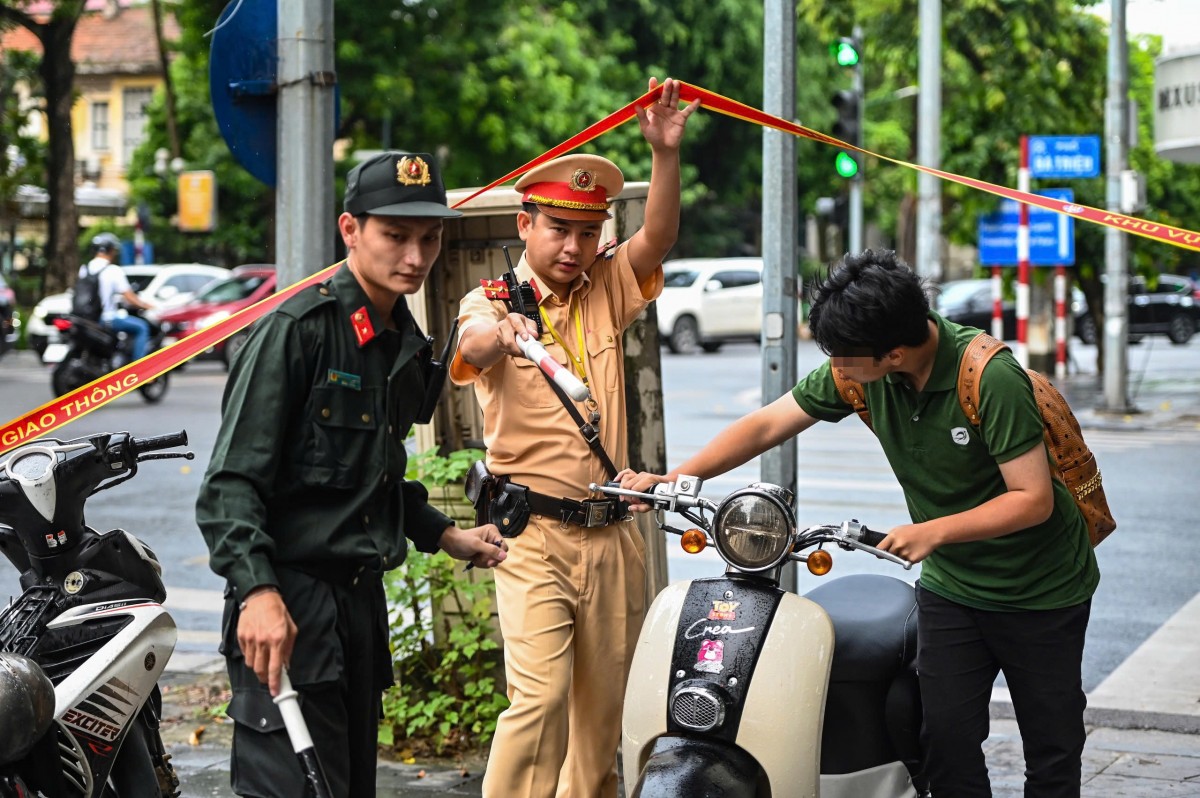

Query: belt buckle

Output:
[582, 499, 611, 528]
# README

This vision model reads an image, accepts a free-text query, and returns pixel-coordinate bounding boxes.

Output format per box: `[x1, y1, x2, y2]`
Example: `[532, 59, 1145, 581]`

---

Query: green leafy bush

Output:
[378, 447, 509, 756]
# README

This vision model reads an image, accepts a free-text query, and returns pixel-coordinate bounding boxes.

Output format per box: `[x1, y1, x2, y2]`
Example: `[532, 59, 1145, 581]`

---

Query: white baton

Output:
[516, 336, 591, 402]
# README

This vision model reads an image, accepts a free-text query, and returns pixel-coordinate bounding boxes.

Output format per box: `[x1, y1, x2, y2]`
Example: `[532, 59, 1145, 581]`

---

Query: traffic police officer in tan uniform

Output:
[450, 77, 697, 798]
[196, 151, 507, 798]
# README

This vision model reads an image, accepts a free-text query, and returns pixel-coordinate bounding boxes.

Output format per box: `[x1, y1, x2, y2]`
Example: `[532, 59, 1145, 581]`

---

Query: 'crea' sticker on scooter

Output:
[708, 600, 739, 621]
[695, 639, 724, 673]
[684, 618, 756, 640]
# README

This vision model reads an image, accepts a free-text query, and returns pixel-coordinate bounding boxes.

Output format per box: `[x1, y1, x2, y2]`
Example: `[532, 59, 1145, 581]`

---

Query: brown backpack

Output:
[831, 333, 1116, 546]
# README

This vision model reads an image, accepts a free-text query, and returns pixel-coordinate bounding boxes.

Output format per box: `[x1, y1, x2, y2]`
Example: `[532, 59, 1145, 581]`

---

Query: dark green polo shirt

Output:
[196, 264, 453, 600]
[793, 312, 1099, 611]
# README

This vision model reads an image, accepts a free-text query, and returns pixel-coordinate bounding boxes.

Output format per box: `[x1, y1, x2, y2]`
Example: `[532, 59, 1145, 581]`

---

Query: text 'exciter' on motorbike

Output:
[593, 476, 931, 798]
[0, 431, 192, 797]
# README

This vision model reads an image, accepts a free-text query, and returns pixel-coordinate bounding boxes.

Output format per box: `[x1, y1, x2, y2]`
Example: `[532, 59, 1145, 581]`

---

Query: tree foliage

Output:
[7, 0, 1200, 284]
[0, 0, 85, 295]
[0, 49, 46, 211]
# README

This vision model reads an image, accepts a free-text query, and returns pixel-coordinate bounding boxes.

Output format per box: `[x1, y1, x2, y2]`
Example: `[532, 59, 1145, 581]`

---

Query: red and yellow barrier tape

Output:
[3, 81, 1197, 455]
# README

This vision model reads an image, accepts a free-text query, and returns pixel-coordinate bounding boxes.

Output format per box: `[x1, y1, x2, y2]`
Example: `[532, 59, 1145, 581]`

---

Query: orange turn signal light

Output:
[680, 529, 707, 554]
[806, 549, 833, 576]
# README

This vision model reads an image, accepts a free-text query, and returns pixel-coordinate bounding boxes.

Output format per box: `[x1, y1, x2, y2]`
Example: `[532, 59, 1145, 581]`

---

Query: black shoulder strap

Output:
[537, 369, 619, 480]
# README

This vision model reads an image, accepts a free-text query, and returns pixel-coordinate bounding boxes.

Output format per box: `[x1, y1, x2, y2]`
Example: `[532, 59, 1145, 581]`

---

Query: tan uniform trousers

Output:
[483, 512, 646, 798]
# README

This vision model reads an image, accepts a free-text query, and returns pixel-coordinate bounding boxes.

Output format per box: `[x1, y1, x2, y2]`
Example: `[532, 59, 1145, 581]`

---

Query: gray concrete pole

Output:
[1102, 0, 1134, 413]
[915, 0, 942, 280]
[762, 0, 799, 592]
[276, 0, 336, 285]
[848, 25, 864, 255]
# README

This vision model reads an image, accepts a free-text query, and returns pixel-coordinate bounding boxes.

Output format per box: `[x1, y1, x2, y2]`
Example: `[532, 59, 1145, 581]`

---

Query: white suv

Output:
[657, 258, 763, 354]
[26, 263, 228, 357]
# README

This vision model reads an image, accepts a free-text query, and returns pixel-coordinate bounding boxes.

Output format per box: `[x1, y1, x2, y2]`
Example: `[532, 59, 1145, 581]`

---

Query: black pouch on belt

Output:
[465, 461, 530, 538]
[465, 460, 493, 527]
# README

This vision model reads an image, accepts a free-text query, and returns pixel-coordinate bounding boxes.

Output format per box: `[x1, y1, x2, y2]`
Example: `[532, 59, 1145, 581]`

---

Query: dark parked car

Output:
[0, 273, 17, 357]
[157, 265, 276, 368]
[935, 279, 1017, 340]
[1075, 274, 1198, 345]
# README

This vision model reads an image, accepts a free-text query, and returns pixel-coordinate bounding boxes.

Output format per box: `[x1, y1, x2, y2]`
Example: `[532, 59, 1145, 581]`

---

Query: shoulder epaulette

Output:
[278, 280, 338, 320]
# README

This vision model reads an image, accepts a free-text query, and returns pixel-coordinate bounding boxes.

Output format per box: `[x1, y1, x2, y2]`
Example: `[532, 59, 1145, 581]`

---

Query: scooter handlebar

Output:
[129, 431, 188, 454]
[856, 525, 888, 548]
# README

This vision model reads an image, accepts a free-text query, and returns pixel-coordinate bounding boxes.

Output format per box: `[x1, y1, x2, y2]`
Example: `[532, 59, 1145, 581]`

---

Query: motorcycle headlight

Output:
[712, 484, 795, 572]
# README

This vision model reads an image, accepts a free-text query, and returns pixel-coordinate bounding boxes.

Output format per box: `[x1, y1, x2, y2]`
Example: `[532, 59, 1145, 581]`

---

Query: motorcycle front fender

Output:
[623, 581, 834, 798]
[628, 735, 762, 798]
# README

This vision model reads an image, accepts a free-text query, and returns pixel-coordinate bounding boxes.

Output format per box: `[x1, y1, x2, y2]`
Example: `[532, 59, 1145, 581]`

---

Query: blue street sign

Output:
[1028, 135, 1101, 179]
[977, 188, 1075, 266]
[209, 0, 339, 188]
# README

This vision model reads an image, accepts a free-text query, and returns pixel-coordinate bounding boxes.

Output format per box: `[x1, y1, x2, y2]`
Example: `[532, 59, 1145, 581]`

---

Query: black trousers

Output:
[221, 568, 390, 798]
[915, 586, 1091, 798]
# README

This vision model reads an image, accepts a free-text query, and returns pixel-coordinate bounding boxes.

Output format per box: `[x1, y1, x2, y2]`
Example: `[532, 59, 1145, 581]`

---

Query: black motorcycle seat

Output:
[68, 314, 118, 352]
[804, 574, 917, 683]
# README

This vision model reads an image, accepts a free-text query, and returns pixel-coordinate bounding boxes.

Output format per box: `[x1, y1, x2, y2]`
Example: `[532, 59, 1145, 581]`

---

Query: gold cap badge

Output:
[396, 156, 432, 187]
[569, 168, 597, 192]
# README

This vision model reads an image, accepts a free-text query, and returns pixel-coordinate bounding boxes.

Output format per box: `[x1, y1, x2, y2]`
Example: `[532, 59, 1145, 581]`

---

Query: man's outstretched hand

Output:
[440, 524, 509, 568]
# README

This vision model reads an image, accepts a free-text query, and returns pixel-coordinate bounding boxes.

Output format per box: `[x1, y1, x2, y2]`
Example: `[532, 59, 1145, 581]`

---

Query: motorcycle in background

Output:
[595, 476, 928, 798]
[0, 431, 192, 797]
[43, 313, 169, 403]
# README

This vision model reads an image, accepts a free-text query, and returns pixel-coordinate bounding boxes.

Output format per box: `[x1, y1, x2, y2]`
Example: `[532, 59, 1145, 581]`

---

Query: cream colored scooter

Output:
[594, 477, 929, 798]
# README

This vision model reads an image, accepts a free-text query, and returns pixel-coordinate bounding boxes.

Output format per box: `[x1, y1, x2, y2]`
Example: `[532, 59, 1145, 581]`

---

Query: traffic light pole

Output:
[762, 0, 799, 593]
[848, 26, 864, 255]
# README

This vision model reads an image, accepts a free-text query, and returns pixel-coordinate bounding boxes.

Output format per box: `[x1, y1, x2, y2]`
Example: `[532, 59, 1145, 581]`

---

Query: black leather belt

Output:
[525, 490, 628, 528]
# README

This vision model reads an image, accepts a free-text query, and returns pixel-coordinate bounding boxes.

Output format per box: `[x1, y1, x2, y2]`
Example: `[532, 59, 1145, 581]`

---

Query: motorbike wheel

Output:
[51, 359, 87, 398]
[138, 374, 170, 404]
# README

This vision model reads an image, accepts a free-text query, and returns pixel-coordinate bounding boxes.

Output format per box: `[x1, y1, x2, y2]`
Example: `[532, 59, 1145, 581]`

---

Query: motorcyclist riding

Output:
[79, 232, 156, 361]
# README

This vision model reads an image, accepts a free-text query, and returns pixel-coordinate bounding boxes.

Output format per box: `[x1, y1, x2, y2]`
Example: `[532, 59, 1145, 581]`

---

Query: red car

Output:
[158, 264, 276, 368]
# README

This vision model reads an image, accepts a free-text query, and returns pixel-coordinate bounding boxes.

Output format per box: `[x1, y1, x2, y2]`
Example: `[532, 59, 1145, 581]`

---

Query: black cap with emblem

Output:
[344, 151, 462, 218]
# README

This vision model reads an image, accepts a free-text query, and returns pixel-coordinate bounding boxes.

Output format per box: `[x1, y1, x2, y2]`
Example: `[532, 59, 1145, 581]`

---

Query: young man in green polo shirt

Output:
[621, 249, 1099, 798]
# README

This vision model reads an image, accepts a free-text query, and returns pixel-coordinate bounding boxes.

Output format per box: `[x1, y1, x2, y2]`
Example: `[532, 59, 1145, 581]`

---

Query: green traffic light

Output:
[835, 151, 859, 178]
[833, 40, 860, 67]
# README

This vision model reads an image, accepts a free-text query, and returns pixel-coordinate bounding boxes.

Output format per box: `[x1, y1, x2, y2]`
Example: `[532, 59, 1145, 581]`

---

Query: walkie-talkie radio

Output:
[479, 246, 544, 337]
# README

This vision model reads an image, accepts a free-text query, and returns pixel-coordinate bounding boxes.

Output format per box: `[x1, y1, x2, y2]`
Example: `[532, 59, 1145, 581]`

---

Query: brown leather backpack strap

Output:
[957, 333, 1009, 426]
[831, 367, 873, 432]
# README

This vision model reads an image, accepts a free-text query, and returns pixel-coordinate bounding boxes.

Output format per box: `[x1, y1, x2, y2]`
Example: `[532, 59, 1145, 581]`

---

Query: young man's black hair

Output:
[808, 249, 932, 359]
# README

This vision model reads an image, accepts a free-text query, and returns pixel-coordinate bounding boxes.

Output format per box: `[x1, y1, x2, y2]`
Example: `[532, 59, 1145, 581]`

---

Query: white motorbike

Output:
[0, 431, 191, 797]
[594, 477, 929, 798]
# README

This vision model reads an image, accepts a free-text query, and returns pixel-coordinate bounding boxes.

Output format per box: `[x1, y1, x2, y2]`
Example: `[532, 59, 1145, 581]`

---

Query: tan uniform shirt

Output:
[450, 244, 663, 500]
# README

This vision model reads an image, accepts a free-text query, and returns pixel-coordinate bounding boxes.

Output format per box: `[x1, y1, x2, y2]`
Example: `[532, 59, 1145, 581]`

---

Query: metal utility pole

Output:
[1103, 0, 1134, 413]
[762, 0, 799, 592]
[915, 0, 942, 280]
[276, 0, 336, 285]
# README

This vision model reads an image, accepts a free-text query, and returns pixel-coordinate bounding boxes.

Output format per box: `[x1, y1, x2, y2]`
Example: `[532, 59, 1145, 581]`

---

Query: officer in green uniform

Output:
[196, 151, 507, 798]
[622, 250, 1099, 798]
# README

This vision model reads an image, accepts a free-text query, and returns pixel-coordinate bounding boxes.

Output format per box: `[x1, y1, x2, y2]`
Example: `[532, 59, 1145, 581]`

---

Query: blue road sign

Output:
[209, 0, 339, 188]
[977, 188, 1075, 266]
[1028, 135, 1101, 179]
[209, 0, 277, 187]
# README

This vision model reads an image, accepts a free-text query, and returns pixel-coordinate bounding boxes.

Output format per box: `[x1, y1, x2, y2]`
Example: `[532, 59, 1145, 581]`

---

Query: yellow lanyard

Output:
[539, 299, 588, 386]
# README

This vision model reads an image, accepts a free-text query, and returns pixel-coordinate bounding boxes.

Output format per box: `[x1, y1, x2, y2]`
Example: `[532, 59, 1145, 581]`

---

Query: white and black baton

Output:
[274, 669, 333, 798]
